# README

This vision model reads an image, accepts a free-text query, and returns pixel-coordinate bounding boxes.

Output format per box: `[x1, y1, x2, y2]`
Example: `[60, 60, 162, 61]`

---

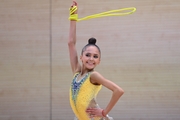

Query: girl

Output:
[68, 1, 124, 120]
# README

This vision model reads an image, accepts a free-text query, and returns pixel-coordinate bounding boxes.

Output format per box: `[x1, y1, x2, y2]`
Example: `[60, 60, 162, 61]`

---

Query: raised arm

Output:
[68, 1, 81, 74]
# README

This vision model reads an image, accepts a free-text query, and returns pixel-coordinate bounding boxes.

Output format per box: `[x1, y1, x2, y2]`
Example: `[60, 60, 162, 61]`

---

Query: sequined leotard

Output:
[69, 72, 114, 120]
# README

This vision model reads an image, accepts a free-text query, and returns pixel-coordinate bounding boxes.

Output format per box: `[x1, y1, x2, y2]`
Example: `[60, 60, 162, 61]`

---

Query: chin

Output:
[86, 67, 95, 71]
[85, 64, 97, 71]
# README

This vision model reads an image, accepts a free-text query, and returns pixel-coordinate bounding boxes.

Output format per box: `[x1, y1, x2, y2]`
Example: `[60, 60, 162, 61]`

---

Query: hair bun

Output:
[88, 37, 96, 45]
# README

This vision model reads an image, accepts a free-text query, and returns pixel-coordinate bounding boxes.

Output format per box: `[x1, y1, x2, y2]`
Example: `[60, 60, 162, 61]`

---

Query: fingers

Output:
[73, 0, 77, 6]
[86, 108, 96, 113]
[70, 0, 78, 15]
[86, 108, 103, 117]
[71, 0, 77, 7]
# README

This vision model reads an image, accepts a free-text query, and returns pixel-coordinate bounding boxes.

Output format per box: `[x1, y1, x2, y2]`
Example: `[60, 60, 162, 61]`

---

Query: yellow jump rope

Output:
[69, 6, 136, 21]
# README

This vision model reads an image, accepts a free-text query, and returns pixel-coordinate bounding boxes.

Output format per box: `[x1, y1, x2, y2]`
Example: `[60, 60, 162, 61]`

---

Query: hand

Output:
[70, 0, 78, 14]
[86, 108, 104, 118]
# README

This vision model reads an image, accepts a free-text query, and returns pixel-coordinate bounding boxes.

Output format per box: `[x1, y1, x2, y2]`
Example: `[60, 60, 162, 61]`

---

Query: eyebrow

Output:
[85, 53, 99, 56]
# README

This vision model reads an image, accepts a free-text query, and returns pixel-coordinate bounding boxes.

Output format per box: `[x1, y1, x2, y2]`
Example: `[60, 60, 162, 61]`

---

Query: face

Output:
[80, 46, 100, 70]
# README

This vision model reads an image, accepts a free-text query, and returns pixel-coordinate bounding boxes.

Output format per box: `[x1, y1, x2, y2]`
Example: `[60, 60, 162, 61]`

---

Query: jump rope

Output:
[69, 5, 136, 21]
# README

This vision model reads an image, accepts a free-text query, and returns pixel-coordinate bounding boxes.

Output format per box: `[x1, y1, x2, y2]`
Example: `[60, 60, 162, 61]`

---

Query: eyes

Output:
[85, 53, 99, 59]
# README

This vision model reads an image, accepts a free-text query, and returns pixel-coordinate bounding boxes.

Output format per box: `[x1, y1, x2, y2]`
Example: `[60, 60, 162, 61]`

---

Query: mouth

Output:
[87, 62, 95, 66]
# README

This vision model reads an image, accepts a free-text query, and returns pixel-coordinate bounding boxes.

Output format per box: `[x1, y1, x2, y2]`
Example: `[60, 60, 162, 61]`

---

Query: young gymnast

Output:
[68, 1, 124, 120]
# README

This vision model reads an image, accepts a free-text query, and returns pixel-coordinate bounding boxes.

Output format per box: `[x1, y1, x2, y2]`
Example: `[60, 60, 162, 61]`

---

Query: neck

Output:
[80, 66, 94, 76]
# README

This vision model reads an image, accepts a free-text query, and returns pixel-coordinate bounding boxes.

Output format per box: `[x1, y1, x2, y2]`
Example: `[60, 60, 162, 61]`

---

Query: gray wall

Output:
[0, 0, 180, 120]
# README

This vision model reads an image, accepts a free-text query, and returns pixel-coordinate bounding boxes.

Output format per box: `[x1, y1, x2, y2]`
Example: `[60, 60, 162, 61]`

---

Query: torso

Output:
[69, 72, 102, 120]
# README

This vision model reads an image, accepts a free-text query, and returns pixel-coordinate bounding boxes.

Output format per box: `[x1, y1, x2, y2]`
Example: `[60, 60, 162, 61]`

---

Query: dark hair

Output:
[81, 37, 101, 55]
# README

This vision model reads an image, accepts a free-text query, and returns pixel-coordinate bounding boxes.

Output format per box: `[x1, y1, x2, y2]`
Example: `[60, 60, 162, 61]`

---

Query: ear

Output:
[80, 55, 82, 61]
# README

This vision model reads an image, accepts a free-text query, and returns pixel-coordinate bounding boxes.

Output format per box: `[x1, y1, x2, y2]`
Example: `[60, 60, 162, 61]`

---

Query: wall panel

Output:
[0, 0, 180, 120]
[0, 0, 50, 120]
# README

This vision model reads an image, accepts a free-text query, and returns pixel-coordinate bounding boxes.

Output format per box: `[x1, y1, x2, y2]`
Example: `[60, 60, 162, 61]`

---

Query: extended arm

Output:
[68, 1, 81, 74]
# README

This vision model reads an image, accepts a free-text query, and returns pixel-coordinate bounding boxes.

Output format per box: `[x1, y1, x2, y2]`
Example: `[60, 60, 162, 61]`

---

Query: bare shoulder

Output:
[90, 71, 104, 79]
[90, 71, 123, 92]
[90, 71, 106, 85]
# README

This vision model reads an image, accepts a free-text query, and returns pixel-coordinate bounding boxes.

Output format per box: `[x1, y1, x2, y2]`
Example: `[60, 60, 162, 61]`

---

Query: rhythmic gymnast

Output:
[68, 1, 126, 120]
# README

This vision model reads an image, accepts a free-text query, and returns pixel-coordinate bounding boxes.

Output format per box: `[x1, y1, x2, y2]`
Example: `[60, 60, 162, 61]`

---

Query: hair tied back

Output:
[88, 37, 96, 45]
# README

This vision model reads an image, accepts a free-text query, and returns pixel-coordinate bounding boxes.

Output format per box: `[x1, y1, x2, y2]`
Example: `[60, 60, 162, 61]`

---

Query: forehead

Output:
[84, 46, 100, 54]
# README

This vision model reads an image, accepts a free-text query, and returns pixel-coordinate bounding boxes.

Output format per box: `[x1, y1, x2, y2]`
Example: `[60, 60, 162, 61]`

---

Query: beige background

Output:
[0, 0, 180, 120]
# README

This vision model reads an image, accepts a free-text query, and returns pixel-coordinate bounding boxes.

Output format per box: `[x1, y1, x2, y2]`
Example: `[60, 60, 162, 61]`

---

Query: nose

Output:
[90, 56, 94, 60]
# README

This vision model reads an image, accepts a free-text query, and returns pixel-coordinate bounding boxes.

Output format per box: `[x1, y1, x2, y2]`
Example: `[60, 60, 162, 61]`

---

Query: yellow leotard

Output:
[69, 72, 113, 120]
